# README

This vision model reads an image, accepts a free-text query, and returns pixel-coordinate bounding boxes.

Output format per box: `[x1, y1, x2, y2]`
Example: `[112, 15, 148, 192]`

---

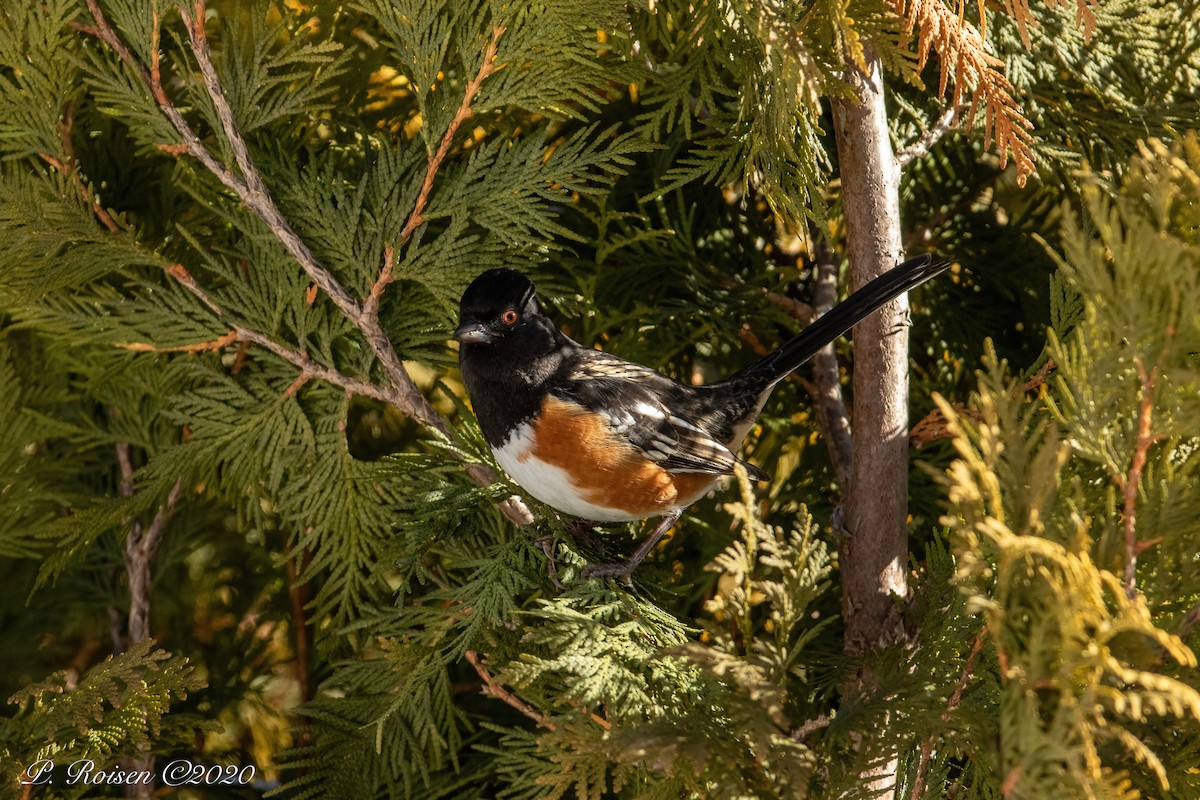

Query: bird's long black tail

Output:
[729, 254, 953, 387]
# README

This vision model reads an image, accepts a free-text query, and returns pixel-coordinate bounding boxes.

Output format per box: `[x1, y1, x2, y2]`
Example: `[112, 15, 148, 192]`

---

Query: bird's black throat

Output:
[457, 316, 572, 447]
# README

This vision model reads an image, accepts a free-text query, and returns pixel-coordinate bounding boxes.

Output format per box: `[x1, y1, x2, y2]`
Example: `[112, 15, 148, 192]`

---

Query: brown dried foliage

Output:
[890, 0, 1038, 185]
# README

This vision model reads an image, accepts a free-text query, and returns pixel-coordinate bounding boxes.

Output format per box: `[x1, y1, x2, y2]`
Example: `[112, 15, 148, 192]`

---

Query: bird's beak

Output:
[453, 321, 494, 344]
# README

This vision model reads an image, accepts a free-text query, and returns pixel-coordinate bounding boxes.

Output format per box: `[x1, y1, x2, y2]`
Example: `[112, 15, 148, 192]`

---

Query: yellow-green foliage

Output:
[0, 640, 204, 784]
[937, 135, 1200, 799]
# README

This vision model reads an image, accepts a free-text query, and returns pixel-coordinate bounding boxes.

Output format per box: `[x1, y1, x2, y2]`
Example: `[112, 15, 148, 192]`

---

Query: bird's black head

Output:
[455, 270, 570, 442]
[454, 268, 543, 346]
[455, 268, 567, 418]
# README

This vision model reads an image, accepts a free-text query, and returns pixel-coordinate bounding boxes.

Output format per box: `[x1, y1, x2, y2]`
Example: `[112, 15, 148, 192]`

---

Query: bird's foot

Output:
[579, 511, 681, 587]
[580, 559, 637, 587]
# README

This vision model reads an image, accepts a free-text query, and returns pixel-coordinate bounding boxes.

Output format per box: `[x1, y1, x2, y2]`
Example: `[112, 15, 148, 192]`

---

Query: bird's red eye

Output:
[501, 308, 519, 326]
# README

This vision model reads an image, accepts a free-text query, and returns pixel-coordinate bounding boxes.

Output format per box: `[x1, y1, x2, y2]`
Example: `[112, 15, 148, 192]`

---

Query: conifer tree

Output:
[0, 1, 1198, 799]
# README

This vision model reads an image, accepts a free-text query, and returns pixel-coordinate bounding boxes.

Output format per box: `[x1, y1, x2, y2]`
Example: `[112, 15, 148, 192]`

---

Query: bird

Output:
[454, 255, 951, 581]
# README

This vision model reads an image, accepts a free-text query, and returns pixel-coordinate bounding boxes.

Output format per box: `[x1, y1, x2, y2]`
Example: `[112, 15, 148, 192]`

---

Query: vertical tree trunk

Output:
[830, 45, 909, 797]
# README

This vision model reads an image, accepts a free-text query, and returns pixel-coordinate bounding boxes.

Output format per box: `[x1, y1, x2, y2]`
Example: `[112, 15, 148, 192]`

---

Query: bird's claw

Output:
[580, 560, 636, 587]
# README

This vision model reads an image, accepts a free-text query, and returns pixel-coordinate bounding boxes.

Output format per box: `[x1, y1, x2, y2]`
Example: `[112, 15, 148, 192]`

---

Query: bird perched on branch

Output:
[454, 255, 951, 581]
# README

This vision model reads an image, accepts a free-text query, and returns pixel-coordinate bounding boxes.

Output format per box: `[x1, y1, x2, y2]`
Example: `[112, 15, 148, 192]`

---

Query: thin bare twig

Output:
[1179, 604, 1200, 639]
[909, 632, 984, 800]
[232, 327, 403, 405]
[808, 238, 855, 491]
[115, 320, 398, 404]
[114, 441, 182, 800]
[82, 0, 425, 418]
[77, 1, 243, 194]
[175, 1, 421, 398]
[949, 634, 984, 707]
[284, 543, 313, 704]
[791, 714, 830, 742]
[116, 440, 137, 500]
[734, 247, 852, 488]
[464, 650, 554, 729]
[1120, 356, 1159, 600]
[165, 262, 225, 317]
[161, 269, 532, 525]
[37, 101, 124, 234]
[364, 25, 503, 323]
[361, 245, 396, 325]
[904, 170, 1002, 251]
[283, 371, 312, 398]
[107, 606, 125, 654]
[126, 480, 184, 644]
[463, 650, 610, 731]
[1020, 358, 1058, 394]
[896, 105, 961, 169]
[117, 330, 238, 353]
[116, 442, 184, 646]
[180, 3, 526, 513]
[400, 25, 503, 245]
[762, 289, 815, 323]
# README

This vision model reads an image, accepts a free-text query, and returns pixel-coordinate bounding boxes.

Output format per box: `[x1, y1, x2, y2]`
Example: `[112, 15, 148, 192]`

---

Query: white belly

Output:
[493, 423, 642, 522]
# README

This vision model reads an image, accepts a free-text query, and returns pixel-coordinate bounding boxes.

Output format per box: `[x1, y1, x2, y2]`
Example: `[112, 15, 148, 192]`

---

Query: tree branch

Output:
[895, 104, 961, 169]
[909, 632, 984, 800]
[284, 543, 313, 705]
[743, 242, 853, 491]
[910, 358, 1055, 448]
[78, 2, 532, 527]
[463, 650, 609, 731]
[83, 0, 426, 421]
[831, 42, 908, 796]
[904, 170, 1002, 252]
[145, 265, 532, 526]
[37, 100, 124, 234]
[886, 0, 1035, 184]
[831, 45, 910, 657]
[115, 442, 184, 648]
[1120, 356, 1159, 600]
[364, 25, 504, 325]
[762, 290, 816, 325]
[114, 441, 182, 800]
[808, 236, 855, 492]
[361, 245, 396, 327]
[1179, 603, 1200, 639]
[174, 1, 435, 414]
[398, 25, 503, 245]
[464, 650, 554, 729]
[125, 480, 184, 645]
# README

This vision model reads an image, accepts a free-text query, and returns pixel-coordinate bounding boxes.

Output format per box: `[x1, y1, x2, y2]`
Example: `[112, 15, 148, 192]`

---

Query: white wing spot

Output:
[634, 400, 665, 419]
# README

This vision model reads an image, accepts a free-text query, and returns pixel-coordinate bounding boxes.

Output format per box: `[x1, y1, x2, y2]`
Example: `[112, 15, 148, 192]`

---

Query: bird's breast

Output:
[493, 396, 716, 522]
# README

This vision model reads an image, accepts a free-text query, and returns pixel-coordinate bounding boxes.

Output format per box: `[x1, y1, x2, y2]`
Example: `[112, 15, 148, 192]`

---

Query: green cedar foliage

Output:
[0, 1, 1198, 799]
[0, 640, 204, 784]
[935, 135, 1200, 799]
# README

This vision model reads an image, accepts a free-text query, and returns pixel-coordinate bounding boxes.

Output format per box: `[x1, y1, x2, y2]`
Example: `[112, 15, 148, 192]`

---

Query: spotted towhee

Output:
[454, 255, 951, 581]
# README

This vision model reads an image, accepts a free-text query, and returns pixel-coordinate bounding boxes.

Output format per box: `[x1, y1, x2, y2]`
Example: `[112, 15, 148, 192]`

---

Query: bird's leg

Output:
[581, 510, 682, 585]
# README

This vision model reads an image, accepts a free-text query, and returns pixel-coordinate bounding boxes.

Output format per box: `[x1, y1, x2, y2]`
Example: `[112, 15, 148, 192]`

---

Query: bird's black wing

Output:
[557, 352, 768, 480]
